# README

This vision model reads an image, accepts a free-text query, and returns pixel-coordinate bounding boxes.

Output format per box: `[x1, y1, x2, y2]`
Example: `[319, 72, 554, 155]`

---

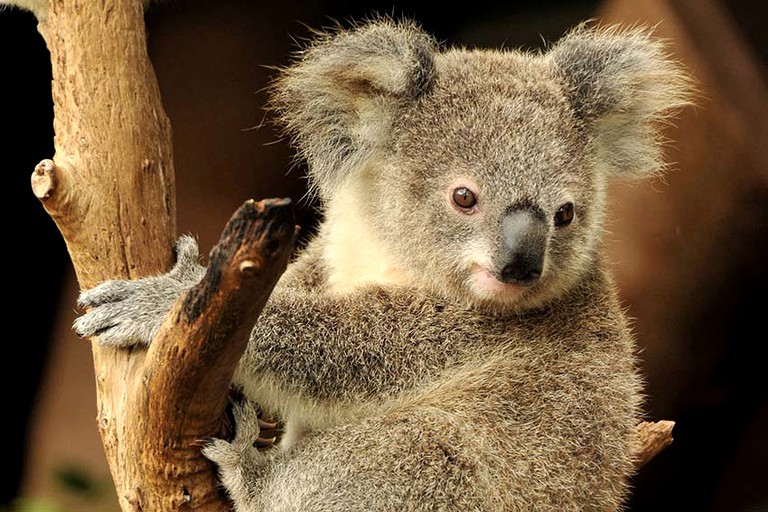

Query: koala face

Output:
[368, 52, 603, 311]
[273, 20, 688, 312]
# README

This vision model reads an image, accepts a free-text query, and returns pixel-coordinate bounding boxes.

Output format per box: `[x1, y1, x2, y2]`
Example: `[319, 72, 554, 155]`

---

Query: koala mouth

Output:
[468, 265, 536, 299]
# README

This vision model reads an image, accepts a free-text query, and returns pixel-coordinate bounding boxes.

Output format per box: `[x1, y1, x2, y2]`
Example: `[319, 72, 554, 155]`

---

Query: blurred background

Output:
[1, 0, 766, 510]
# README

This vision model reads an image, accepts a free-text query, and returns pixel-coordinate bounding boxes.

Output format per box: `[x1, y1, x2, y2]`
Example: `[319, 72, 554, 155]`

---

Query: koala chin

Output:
[74, 18, 690, 512]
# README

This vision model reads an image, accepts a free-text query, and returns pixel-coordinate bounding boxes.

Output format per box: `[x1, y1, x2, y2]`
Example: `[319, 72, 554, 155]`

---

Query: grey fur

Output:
[74, 19, 690, 511]
[74, 235, 205, 346]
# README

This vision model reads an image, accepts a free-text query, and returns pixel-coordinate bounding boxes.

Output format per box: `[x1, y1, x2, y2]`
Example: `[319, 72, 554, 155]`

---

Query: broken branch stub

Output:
[634, 420, 675, 470]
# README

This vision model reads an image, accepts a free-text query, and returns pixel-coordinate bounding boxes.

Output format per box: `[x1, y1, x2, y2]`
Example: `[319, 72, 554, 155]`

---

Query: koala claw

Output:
[255, 436, 276, 449]
[72, 277, 165, 346]
[73, 300, 160, 347]
[258, 418, 278, 430]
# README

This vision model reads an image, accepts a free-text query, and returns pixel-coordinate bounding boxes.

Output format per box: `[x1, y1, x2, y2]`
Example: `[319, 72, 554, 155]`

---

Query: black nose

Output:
[498, 207, 547, 287]
[499, 254, 542, 287]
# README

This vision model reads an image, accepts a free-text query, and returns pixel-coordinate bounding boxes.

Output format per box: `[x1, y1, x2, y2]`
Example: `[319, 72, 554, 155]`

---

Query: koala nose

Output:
[500, 256, 542, 287]
[498, 208, 547, 287]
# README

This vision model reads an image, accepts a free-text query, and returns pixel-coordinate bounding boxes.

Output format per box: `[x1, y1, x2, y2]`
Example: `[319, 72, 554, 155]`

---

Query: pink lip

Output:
[470, 266, 523, 295]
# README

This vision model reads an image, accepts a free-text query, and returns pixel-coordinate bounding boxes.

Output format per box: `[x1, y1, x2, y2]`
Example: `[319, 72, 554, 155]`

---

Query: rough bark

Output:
[33, 0, 176, 508]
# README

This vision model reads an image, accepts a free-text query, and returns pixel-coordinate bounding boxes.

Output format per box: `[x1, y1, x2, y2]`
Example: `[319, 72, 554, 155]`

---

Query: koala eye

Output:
[452, 187, 477, 211]
[554, 202, 575, 227]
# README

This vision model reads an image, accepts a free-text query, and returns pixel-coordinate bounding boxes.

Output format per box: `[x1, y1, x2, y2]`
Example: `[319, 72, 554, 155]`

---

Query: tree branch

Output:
[128, 199, 296, 510]
[32, 2, 177, 510]
[634, 420, 675, 470]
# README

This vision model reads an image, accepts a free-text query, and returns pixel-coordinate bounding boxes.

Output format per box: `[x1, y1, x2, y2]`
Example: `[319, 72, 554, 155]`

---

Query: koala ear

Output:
[549, 25, 691, 180]
[272, 20, 437, 199]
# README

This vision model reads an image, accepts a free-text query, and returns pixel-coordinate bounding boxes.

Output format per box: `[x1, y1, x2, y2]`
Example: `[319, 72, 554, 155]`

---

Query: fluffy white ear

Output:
[549, 26, 691, 180]
[272, 20, 437, 199]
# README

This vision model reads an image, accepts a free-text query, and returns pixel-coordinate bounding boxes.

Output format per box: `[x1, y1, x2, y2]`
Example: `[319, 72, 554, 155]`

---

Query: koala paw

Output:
[203, 400, 274, 503]
[72, 235, 205, 347]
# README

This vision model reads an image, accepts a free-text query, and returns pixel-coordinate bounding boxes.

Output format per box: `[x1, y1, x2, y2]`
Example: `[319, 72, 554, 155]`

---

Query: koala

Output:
[73, 19, 689, 511]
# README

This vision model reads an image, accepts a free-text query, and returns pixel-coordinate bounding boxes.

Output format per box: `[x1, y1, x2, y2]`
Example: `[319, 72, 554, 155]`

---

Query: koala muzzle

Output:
[498, 209, 548, 287]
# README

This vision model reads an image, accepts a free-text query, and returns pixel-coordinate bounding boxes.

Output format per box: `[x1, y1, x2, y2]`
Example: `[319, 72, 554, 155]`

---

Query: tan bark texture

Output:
[634, 421, 675, 469]
[35, 0, 176, 508]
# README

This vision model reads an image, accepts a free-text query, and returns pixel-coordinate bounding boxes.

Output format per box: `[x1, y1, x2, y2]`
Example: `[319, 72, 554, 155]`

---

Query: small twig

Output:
[633, 420, 675, 469]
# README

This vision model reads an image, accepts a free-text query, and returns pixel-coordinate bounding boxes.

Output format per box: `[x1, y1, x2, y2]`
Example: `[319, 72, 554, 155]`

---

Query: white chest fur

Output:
[321, 180, 409, 293]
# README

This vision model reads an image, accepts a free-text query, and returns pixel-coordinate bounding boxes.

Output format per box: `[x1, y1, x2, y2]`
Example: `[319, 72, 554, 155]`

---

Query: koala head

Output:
[273, 20, 689, 312]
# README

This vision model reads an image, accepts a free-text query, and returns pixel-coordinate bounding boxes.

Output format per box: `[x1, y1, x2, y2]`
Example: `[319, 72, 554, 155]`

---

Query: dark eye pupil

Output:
[452, 187, 477, 209]
[554, 202, 574, 227]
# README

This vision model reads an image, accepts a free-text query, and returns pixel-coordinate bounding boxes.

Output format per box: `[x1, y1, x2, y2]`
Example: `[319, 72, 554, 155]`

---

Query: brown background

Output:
[2, 0, 766, 510]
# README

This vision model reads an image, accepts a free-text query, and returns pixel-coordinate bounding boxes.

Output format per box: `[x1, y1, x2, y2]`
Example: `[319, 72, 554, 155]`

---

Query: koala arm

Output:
[74, 235, 462, 408]
[235, 283, 467, 418]
[73, 235, 206, 346]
